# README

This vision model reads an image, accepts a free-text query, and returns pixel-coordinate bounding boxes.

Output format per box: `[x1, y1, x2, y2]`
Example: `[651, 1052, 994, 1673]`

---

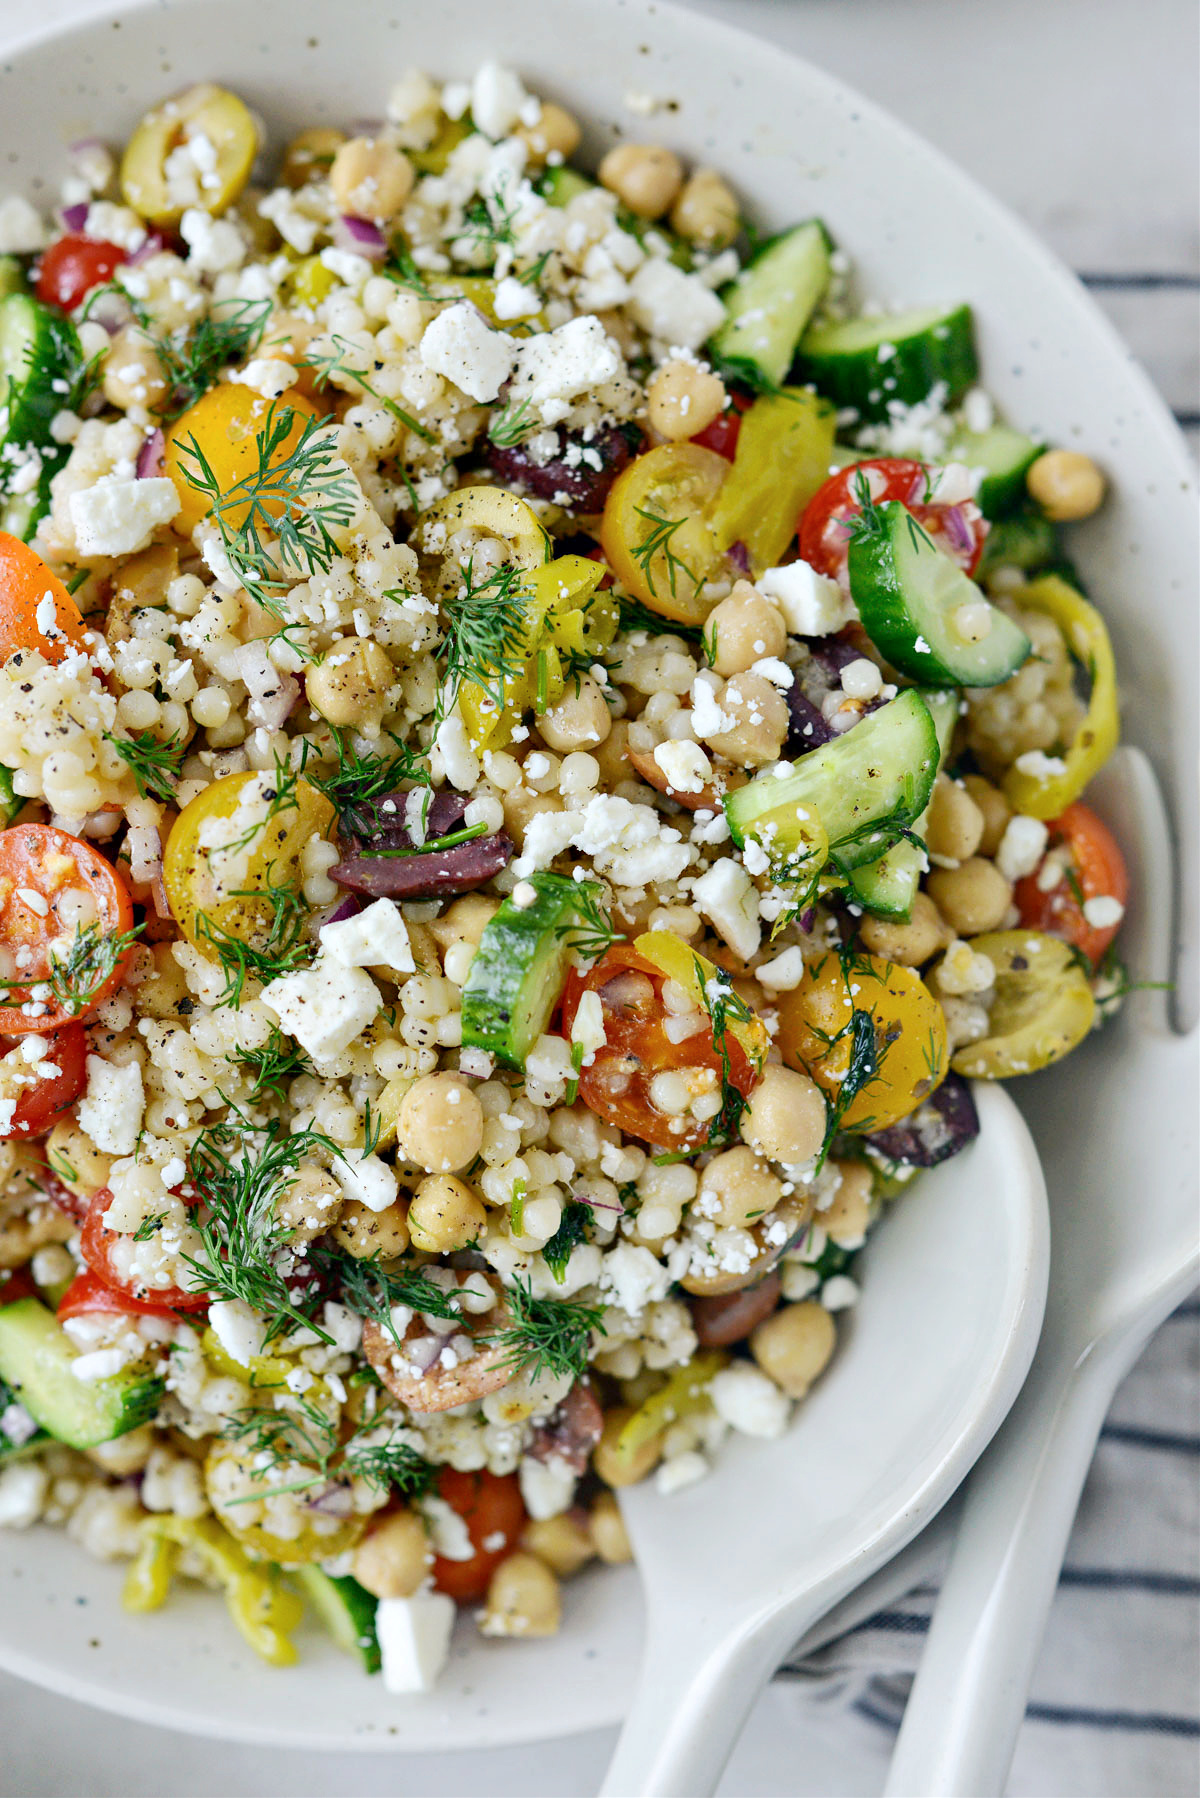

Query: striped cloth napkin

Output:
[778, 1293, 1200, 1797]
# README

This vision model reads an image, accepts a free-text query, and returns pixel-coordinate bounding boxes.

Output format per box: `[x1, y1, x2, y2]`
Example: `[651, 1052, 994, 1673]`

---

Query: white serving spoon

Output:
[885, 745, 1198, 1796]
[599, 1082, 1048, 1798]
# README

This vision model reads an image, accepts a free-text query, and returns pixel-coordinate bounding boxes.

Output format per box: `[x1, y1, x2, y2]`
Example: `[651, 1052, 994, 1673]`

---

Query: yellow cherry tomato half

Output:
[204, 1439, 365, 1566]
[951, 930, 1095, 1079]
[601, 442, 730, 626]
[164, 386, 323, 535]
[163, 769, 335, 955]
[775, 951, 948, 1132]
[420, 484, 551, 572]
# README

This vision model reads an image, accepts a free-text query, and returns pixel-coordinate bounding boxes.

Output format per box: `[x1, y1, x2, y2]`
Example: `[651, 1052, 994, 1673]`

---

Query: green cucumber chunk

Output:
[461, 871, 595, 1070]
[0, 1371, 48, 1459]
[295, 1566, 380, 1673]
[724, 689, 940, 876]
[0, 764, 22, 824]
[848, 501, 1031, 687]
[797, 303, 977, 421]
[847, 688, 960, 918]
[948, 424, 1042, 519]
[538, 166, 594, 208]
[0, 1296, 164, 1449]
[0, 293, 84, 540]
[709, 219, 833, 390]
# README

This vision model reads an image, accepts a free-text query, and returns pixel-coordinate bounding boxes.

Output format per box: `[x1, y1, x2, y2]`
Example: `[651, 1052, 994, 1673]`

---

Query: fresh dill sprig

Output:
[693, 957, 761, 1148]
[616, 591, 703, 645]
[196, 876, 311, 1006]
[437, 556, 533, 719]
[554, 880, 624, 963]
[233, 1026, 312, 1103]
[302, 333, 436, 444]
[517, 248, 553, 289]
[487, 397, 538, 449]
[805, 950, 897, 1168]
[344, 1437, 439, 1498]
[632, 505, 699, 602]
[460, 188, 519, 257]
[154, 299, 272, 418]
[0, 920, 145, 1014]
[386, 242, 436, 300]
[486, 1277, 605, 1383]
[308, 726, 431, 840]
[541, 1201, 594, 1284]
[309, 1246, 466, 1346]
[225, 1400, 438, 1500]
[177, 402, 357, 614]
[104, 727, 186, 803]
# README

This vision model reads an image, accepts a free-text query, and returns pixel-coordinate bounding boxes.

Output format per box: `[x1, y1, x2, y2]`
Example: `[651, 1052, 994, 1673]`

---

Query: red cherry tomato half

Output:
[0, 1024, 87, 1140]
[691, 390, 754, 460]
[559, 944, 761, 1152]
[78, 1186, 208, 1314]
[0, 825, 137, 1036]
[430, 1467, 527, 1604]
[36, 234, 129, 313]
[799, 457, 988, 588]
[1013, 802, 1129, 969]
[56, 1267, 195, 1321]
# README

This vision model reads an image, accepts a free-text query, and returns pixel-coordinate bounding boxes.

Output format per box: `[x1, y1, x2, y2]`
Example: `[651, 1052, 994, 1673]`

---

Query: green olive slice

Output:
[951, 929, 1095, 1079]
[120, 82, 258, 226]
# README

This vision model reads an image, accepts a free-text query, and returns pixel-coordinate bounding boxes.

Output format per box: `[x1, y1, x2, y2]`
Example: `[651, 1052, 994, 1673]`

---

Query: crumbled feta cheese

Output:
[492, 275, 542, 321]
[518, 1454, 576, 1520]
[71, 1347, 129, 1383]
[569, 988, 607, 1059]
[758, 560, 854, 636]
[470, 63, 529, 140]
[261, 955, 380, 1062]
[599, 1241, 673, 1316]
[179, 207, 245, 273]
[656, 1450, 709, 1495]
[995, 814, 1049, 884]
[691, 859, 761, 961]
[1013, 751, 1068, 779]
[652, 739, 711, 795]
[689, 673, 738, 741]
[925, 461, 979, 506]
[207, 1299, 268, 1368]
[434, 713, 482, 790]
[509, 315, 622, 426]
[77, 1056, 144, 1156]
[513, 792, 691, 887]
[69, 477, 180, 558]
[627, 258, 726, 351]
[751, 656, 795, 691]
[0, 196, 46, 254]
[421, 1494, 475, 1560]
[377, 1592, 457, 1693]
[0, 1461, 47, 1528]
[230, 357, 298, 399]
[709, 1363, 790, 1438]
[821, 1275, 860, 1311]
[321, 897, 415, 974]
[333, 1150, 399, 1215]
[1082, 895, 1125, 931]
[756, 946, 806, 992]
[419, 301, 516, 403]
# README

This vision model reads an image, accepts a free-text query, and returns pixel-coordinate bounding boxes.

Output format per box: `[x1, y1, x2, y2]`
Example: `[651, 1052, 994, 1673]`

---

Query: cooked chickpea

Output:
[395, 1074, 483, 1174]
[407, 1172, 486, 1252]
[750, 1301, 836, 1399]
[332, 1197, 410, 1259]
[824, 1161, 873, 1246]
[429, 893, 500, 956]
[598, 142, 684, 219]
[925, 775, 985, 864]
[670, 166, 739, 249]
[280, 127, 346, 189]
[593, 1405, 663, 1488]
[102, 327, 169, 412]
[706, 580, 787, 677]
[522, 1511, 595, 1577]
[275, 1161, 343, 1245]
[589, 1490, 633, 1563]
[703, 671, 790, 766]
[329, 136, 415, 222]
[501, 785, 563, 847]
[926, 857, 1013, 935]
[646, 358, 726, 443]
[698, 1145, 783, 1230]
[515, 101, 581, 165]
[351, 1508, 429, 1599]
[963, 775, 1012, 858]
[481, 1552, 562, 1637]
[591, 719, 634, 791]
[306, 640, 394, 736]
[44, 1118, 113, 1200]
[537, 676, 612, 752]
[739, 1065, 826, 1164]
[858, 892, 950, 967]
[1026, 449, 1106, 522]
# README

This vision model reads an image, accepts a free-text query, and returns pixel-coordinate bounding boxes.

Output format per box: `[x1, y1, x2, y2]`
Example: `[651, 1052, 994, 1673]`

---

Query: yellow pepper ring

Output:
[1001, 575, 1119, 820]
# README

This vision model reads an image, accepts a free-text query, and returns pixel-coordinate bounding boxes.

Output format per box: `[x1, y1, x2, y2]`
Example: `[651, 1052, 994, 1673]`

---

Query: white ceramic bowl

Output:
[0, 0, 1195, 1754]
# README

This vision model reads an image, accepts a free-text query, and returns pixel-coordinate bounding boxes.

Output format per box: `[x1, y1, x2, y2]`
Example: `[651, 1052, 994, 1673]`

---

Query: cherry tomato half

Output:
[560, 944, 762, 1152]
[0, 826, 136, 1035]
[799, 457, 987, 589]
[600, 443, 730, 626]
[36, 234, 129, 313]
[56, 1267, 191, 1321]
[78, 1186, 208, 1313]
[1013, 801, 1129, 969]
[430, 1467, 527, 1604]
[0, 531, 88, 664]
[0, 1024, 86, 1139]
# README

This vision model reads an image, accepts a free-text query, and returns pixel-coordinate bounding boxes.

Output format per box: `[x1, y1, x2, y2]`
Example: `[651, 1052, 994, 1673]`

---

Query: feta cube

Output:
[0, 1462, 47, 1528]
[655, 1450, 709, 1495]
[758, 560, 854, 637]
[492, 274, 542, 321]
[598, 1241, 673, 1316]
[321, 898, 415, 974]
[69, 477, 181, 558]
[470, 63, 529, 140]
[333, 1150, 399, 1215]
[261, 955, 380, 1062]
[518, 1454, 576, 1521]
[206, 1299, 268, 1368]
[77, 1056, 144, 1156]
[376, 1592, 457, 1693]
[995, 814, 1049, 884]
[627, 258, 726, 351]
[179, 207, 246, 273]
[691, 858, 761, 961]
[509, 315, 622, 425]
[419, 301, 516, 402]
[652, 739, 711, 795]
[709, 1363, 790, 1438]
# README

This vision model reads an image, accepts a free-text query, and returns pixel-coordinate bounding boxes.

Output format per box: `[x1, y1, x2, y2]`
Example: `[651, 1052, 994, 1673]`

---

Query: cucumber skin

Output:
[949, 425, 1042, 519]
[295, 1566, 381, 1674]
[710, 220, 834, 390]
[797, 304, 978, 422]
[847, 689, 959, 918]
[0, 295, 84, 541]
[460, 872, 583, 1070]
[0, 1297, 165, 1450]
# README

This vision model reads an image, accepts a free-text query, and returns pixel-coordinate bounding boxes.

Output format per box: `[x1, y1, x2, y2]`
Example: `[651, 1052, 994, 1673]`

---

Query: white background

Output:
[0, 1, 1195, 1793]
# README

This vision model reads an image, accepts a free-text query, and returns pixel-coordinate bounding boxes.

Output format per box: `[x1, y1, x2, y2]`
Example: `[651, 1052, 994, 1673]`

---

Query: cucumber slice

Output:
[0, 764, 22, 825]
[847, 688, 959, 918]
[295, 1566, 380, 1674]
[848, 502, 1031, 687]
[538, 166, 594, 208]
[947, 424, 1042, 519]
[0, 1371, 48, 1460]
[461, 871, 596, 1070]
[0, 1296, 164, 1449]
[725, 689, 940, 876]
[709, 219, 833, 390]
[797, 303, 977, 422]
[0, 294, 83, 541]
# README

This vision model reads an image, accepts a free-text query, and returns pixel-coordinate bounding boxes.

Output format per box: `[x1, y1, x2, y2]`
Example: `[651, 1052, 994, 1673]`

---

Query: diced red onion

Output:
[135, 429, 165, 480]
[405, 1332, 446, 1374]
[69, 137, 106, 155]
[727, 539, 751, 575]
[323, 894, 362, 928]
[61, 202, 90, 231]
[125, 231, 167, 268]
[940, 504, 975, 556]
[335, 215, 388, 260]
[305, 1482, 355, 1518]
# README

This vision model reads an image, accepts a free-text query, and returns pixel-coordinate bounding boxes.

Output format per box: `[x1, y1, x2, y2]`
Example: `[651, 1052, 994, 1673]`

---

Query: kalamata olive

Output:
[786, 633, 875, 754]
[333, 787, 514, 899]
[527, 1381, 604, 1473]
[862, 1074, 980, 1166]
[689, 1271, 782, 1346]
[485, 424, 641, 512]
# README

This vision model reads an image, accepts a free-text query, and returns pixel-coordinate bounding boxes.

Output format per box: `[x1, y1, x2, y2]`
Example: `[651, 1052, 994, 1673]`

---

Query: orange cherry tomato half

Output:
[35, 234, 129, 314]
[1013, 801, 1129, 969]
[559, 944, 761, 1152]
[430, 1467, 527, 1604]
[0, 825, 136, 1035]
[799, 457, 987, 588]
[78, 1186, 208, 1314]
[0, 532, 88, 664]
[0, 1024, 87, 1139]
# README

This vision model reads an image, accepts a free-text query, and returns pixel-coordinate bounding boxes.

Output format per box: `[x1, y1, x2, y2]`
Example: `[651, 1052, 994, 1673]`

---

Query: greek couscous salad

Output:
[0, 63, 1128, 1691]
